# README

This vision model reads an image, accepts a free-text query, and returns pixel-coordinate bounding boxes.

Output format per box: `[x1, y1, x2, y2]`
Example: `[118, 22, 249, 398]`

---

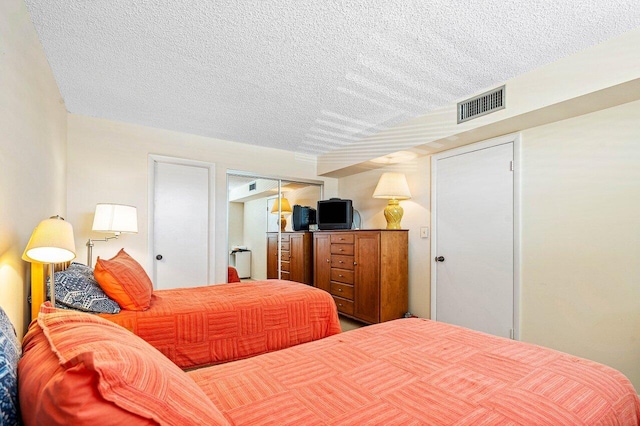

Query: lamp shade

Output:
[92, 204, 138, 233]
[372, 173, 412, 200]
[22, 217, 76, 263]
[270, 197, 293, 215]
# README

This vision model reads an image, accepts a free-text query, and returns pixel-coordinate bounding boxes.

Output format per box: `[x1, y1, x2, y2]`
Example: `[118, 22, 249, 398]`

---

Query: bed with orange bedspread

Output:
[189, 317, 640, 425]
[98, 279, 341, 369]
[17, 307, 640, 425]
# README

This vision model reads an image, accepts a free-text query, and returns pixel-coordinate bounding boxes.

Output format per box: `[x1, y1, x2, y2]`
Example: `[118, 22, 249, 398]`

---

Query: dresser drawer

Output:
[330, 282, 353, 300]
[331, 255, 354, 270]
[330, 234, 354, 244]
[280, 271, 290, 281]
[280, 234, 290, 242]
[281, 251, 290, 261]
[332, 296, 354, 315]
[331, 243, 354, 255]
[280, 241, 290, 251]
[330, 268, 354, 284]
[280, 261, 290, 272]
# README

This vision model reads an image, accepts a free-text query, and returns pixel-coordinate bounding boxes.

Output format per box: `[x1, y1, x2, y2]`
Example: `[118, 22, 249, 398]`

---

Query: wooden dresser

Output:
[313, 230, 408, 324]
[267, 232, 313, 285]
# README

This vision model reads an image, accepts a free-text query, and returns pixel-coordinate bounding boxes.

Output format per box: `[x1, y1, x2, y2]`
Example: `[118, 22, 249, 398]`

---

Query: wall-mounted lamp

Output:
[372, 172, 412, 229]
[22, 216, 76, 306]
[86, 204, 137, 266]
[270, 197, 292, 232]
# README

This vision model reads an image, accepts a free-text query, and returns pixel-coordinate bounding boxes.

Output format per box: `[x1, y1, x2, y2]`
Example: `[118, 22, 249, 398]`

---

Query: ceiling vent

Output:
[249, 182, 257, 191]
[457, 86, 505, 124]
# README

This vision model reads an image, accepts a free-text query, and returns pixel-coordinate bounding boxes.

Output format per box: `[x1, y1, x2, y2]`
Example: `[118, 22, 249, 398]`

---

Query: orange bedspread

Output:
[190, 318, 640, 425]
[98, 279, 341, 369]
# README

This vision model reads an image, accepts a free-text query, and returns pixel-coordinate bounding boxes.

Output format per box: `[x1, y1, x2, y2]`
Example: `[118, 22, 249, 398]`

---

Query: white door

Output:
[152, 159, 212, 289]
[431, 137, 518, 338]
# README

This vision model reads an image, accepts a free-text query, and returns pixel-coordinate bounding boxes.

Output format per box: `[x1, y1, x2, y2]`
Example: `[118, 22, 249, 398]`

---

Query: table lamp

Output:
[87, 203, 138, 265]
[22, 216, 76, 306]
[271, 197, 293, 232]
[372, 172, 412, 229]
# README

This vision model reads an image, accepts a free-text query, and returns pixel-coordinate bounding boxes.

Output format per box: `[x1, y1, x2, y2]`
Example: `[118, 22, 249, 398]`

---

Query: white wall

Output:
[519, 99, 640, 390]
[228, 202, 244, 250]
[244, 197, 268, 280]
[0, 0, 68, 336]
[66, 114, 338, 284]
[339, 99, 640, 390]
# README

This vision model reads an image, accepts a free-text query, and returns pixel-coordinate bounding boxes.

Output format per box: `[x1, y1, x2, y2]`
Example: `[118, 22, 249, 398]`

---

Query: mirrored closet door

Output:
[227, 172, 322, 283]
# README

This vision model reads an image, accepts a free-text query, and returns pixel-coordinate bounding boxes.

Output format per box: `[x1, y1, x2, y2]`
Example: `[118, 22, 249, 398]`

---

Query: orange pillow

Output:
[19, 304, 229, 426]
[94, 249, 153, 310]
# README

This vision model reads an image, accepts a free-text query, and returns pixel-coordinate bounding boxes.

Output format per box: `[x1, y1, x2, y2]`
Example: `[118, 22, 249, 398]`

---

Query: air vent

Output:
[249, 182, 256, 191]
[457, 86, 505, 123]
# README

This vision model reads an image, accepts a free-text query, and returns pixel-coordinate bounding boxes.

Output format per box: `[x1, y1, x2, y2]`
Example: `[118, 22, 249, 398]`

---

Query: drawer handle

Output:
[339, 260, 343, 263]
[338, 303, 343, 307]
[326, 258, 330, 263]
[338, 288, 342, 292]
[339, 274, 343, 277]
[353, 261, 357, 266]
[339, 248, 343, 252]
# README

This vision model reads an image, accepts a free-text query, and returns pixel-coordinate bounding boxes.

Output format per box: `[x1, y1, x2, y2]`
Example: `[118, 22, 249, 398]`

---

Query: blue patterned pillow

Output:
[47, 263, 120, 314]
[0, 306, 20, 425]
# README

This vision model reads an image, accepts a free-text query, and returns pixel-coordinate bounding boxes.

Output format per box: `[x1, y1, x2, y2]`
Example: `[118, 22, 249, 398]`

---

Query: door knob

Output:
[156, 254, 163, 260]
[435, 256, 445, 262]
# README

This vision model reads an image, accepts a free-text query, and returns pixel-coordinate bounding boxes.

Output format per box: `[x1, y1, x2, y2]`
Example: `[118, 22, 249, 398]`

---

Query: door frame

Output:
[148, 154, 216, 286]
[430, 133, 522, 339]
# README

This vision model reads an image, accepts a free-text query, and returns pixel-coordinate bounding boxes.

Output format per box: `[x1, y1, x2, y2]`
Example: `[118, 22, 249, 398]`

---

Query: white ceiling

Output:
[25, 1, 640, 156]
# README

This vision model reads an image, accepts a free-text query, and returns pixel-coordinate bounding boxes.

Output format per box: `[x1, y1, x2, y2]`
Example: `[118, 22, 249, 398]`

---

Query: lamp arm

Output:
[86, 233, 121, 266]
[50, 263, 56, 307]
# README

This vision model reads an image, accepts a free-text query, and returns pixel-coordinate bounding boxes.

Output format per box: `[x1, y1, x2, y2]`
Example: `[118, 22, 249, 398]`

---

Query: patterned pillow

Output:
[47, 262, 120, 314]
[0, 306, 20, 425]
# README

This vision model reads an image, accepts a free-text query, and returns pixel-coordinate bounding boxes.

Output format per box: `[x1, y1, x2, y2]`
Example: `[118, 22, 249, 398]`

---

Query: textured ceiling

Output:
[25, 0, 640, 156]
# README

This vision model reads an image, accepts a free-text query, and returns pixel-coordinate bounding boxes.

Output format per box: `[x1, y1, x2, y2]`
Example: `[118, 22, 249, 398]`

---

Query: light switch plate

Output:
[420, 226, 429, 239]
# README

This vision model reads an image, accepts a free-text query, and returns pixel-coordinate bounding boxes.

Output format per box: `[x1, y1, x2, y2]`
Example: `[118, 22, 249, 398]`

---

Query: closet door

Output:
[431, 137, 517, 339]
[151, 156, 215, 289]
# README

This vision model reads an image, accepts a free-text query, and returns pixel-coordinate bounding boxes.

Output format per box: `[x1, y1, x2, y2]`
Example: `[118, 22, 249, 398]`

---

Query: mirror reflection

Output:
[227, 173, 322, 282]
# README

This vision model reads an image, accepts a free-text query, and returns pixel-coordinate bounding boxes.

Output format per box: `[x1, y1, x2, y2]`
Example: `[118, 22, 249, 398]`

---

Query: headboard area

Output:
[29, 262, 70, 321]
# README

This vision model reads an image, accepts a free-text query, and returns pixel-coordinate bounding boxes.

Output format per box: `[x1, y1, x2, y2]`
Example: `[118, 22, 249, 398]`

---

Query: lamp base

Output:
[383, 199, 404, 230]
[278, 215, 287, 232]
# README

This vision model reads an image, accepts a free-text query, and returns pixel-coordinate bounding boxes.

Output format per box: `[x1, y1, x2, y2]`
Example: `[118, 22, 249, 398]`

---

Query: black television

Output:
[317, 198, 353, 230]
[292, 205, 316, 231]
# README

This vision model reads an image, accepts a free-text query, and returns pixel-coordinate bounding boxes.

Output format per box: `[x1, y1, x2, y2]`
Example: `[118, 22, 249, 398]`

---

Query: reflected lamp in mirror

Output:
[22, 216, 76, 306]
[87, 204, 138, 266]
[372, 172, 412, 229]
[270, 197, 293, 232]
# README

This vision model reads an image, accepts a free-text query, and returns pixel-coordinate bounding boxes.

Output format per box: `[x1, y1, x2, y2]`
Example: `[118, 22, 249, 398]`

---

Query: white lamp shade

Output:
[22, 217, 76, 263]
[270, 197, 293, 215]
[92, 204, 138, 233]
[372, 173, 412, 200]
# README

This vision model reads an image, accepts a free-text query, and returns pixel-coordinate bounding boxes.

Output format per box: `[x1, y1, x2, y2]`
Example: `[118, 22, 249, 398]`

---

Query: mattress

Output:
[99, 279, 341, 369]
[189, 318, 640, 425]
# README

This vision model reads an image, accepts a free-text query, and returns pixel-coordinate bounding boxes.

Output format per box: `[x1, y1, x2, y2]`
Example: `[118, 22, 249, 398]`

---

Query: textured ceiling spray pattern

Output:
[24, 0, 640, 155]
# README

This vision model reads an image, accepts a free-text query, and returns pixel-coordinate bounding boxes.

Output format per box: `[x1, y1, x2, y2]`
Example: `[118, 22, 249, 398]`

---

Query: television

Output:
[292, 205, 316, 231]
[317, 198, 353, 230]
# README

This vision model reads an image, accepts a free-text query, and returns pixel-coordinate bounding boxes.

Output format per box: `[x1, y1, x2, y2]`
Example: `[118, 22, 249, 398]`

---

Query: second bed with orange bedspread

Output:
[99, 279, 341, 369]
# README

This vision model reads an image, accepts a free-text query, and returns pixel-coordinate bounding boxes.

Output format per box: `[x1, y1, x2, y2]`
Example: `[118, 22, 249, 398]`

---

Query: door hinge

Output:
[509, 161, 514, 171]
